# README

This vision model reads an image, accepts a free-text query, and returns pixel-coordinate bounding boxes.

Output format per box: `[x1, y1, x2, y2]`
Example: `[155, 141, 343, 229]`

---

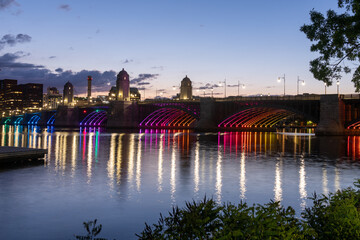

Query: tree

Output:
[301, 0, 360, 91]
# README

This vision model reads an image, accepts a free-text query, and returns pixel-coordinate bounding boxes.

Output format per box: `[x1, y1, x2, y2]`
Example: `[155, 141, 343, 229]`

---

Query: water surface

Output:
[0, 126, 359, 239]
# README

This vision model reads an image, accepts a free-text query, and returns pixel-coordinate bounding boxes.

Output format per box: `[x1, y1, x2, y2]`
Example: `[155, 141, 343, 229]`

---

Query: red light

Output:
[83, 110, 87, 113]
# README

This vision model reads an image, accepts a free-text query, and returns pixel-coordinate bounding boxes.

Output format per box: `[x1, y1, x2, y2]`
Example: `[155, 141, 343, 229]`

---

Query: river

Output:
[0, 125, 359, 239]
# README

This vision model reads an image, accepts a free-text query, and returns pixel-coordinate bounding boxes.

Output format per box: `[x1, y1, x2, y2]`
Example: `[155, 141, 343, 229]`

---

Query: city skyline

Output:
[0, 0, 355, 98]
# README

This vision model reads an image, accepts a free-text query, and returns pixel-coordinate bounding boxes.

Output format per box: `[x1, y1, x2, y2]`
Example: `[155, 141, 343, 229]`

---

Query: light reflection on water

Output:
[0, 126, 360, 239]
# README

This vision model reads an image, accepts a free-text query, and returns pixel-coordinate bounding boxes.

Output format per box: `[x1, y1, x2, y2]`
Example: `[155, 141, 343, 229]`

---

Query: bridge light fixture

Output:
[337, 80, 340, 95]
[277, 74, 285, 96]
[297, 76, 305, 95]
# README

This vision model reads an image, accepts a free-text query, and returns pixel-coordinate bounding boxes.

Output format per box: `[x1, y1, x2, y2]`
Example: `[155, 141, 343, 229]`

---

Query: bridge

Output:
[2, 94, 360, 135]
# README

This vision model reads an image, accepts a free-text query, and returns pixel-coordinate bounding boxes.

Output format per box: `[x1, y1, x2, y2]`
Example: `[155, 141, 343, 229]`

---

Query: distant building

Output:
[130, 88, 141, 101]
[63, 81, 74, 106]
[180, 75, 192, 100]
[108, 86, 117, 101]
[87, 75, 92, 103]
[116, 68, 130, 101]
[19, 83, 43, 111]
[44, 87, 62, 109]
[0, 79, 22, 114]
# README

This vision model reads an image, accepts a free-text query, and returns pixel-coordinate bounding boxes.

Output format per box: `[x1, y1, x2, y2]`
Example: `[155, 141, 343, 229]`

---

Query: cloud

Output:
[0, 51, 117, 94]
[0, 52, 43, 68]
[198, 83, 221, 90]
[0, 0, 16, 10]
[266, 86, 276, 89]
[59, 4, 70, 11]
[151, 66, 164, 71]
[0, 34, 31, 50]
[130, 73, 159, 85]
[122, 59, 133, 64]
[49, 56, 56, 59]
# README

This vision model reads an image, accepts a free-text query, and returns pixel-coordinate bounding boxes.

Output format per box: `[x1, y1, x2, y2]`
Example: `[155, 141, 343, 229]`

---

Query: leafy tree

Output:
[300, 0, 360, 91]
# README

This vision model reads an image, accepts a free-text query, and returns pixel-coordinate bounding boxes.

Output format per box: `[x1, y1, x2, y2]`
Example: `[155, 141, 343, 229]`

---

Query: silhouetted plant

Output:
[74, 219, 108, 240]
[136, 180, 360, 239]
[302, 179, 360, 240]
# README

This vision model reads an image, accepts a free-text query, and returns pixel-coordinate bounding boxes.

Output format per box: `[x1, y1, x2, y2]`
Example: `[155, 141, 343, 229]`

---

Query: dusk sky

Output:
[0, 0, 354, 98]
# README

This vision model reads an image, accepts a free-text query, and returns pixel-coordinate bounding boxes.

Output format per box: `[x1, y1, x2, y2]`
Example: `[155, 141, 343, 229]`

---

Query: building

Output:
[63, 81, 74, 106]
[44, 87, 62, 109]
[116, 68, 130, 101]
[19, 83, 43, 112]
[87, 75, 92, 103]
[108, 86, 117, 101]
[180, 75, 192, 100]
[0, 79, 22, 115]
[130, 88, 141, 101]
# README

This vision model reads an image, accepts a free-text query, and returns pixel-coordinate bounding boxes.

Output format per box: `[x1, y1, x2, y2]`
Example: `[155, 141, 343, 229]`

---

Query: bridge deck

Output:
[0, 146, 47, 164]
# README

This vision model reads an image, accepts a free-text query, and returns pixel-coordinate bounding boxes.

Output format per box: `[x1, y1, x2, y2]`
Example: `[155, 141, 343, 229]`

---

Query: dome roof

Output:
[181, 75, 191, 83]
[117, 68, 129, 77]
[64, 81, 73, 87]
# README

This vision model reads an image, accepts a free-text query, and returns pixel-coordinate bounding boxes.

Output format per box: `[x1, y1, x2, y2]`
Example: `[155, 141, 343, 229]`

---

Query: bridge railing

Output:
[340, 94, 360, 100]
[215, 95, 321, 101]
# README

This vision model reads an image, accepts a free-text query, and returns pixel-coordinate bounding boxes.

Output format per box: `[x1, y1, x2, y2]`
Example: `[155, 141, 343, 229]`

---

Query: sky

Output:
[0, 0, 356, 98]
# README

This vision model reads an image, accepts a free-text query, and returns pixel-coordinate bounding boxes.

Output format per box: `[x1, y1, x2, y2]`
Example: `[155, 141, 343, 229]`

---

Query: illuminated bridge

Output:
[2, 94, 360, 135]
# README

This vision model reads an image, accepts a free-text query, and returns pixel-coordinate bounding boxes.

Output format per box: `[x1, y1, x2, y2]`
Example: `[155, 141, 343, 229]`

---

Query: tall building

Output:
[180, 75, 192, 100]
[0, 79, 22, 114]
[20, 83, 43, 111]
[87, 75, 92, 103]
[116, 68, 130, 101]
[63, 81, 74, 105]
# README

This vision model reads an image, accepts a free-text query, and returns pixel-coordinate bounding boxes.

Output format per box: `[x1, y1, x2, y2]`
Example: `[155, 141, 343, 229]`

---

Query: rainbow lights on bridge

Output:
[80, 110, 107, 127]
[218, 107, 295, 129]
[139, 108, 197, 128]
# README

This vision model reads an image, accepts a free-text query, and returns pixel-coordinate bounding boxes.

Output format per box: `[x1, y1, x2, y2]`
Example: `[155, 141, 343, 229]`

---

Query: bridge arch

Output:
[218, 106, 317, 129]
[27, 114, 41, 125]
[139, 107, 198, 128]
[80, 109, 107, 127]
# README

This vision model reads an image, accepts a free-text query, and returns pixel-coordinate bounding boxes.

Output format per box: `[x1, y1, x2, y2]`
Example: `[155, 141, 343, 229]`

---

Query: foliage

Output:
[300, 0, 360, 91]
[302, 179, 360, 239]
[136, 180, 360, 239]
[74, 219, 107, 240]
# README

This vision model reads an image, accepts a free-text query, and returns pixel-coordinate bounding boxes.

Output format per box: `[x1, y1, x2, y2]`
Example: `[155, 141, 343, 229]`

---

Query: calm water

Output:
[0, 125, 360, 239]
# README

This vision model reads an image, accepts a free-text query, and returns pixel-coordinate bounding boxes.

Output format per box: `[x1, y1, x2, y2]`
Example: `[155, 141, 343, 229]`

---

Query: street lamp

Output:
[237, 80, 245, 96]
[297, 76, 305, 95]
[337, 80, 340, 95]
[277, 74, 286, 96]
[219, 79, 227, 98]
[324, 82, 327, 95]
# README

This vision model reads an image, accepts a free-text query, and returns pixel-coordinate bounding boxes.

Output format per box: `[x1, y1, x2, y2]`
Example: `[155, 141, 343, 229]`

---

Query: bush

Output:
[136, 180, 360, 240]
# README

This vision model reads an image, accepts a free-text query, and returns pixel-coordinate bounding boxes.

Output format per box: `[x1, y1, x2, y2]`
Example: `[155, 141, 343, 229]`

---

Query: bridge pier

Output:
[107, 101, 139, 128]
[195, 98, 217, 131]
[54, 106, 79, 127]
[315, 95, 345, 136]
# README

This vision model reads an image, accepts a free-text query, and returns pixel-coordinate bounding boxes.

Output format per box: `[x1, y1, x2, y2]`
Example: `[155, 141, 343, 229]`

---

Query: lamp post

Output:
[237, 80, 245, 96]
[219, 79, 227, 98]
[337, 80, 340, 95]
[277, 74, 286, 96]
[324, 82, 327, 95]
[297, 76, 305, 95]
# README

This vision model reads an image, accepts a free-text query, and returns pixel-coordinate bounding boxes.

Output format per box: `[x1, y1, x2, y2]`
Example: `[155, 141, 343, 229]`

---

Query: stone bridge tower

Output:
[180, 75, 192, 100]
[116, 68, 130, 101]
